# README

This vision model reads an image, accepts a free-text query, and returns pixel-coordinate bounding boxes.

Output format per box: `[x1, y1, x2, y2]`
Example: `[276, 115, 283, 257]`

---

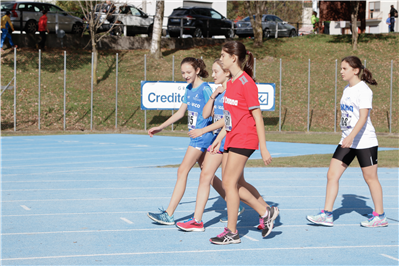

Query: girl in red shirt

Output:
[209, 41, 279, 245]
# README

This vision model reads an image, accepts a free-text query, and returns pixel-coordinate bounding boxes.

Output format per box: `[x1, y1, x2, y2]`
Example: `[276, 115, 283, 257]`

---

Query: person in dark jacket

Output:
[389, 5, 397, 32]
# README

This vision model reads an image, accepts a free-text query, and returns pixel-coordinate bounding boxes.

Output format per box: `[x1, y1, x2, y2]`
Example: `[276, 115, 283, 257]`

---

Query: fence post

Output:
[90, 52, 93, 131]
[390, 60, 393, 133]
[64, 51, 66, 131]
[172, 55, 174, 131]
[38, 49, 41, 130]
[364, 59, 366, 68]
[307, 59, 310, 132]
[180, 18, 183, 37]
[279, 58, 282, 132]
[144, 54, 147, 131]
[254, 58, 256, 80]
[115, 53, 118, 129]
[14, 47, 16, 131]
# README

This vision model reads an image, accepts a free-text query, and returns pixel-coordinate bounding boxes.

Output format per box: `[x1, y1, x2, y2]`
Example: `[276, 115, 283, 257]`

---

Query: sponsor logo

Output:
[340, 104, 353, 112]
[239, 76, 248, 85]
[224, 96, 238, 106]
[148, 93, 184, 103]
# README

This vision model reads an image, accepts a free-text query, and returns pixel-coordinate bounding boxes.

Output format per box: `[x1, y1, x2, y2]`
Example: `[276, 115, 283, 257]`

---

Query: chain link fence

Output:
[1, 48, 397, 133]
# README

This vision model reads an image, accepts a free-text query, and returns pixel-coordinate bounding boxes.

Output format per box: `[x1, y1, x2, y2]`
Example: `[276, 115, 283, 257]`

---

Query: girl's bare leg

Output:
[362, 164, 384, 214]
[165, 146, 203, 216]
[324, 158, 347, 212]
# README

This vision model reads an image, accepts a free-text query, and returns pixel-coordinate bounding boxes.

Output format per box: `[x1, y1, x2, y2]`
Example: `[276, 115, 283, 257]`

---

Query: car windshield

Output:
[171, 9, 188, 16]
[274, 16, 283, 22]
[242, 16, 255, 21]
[1, 2, 14, 10]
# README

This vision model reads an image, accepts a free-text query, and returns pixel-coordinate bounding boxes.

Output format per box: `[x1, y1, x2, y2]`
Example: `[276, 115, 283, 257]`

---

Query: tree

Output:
[78, 0, 118, 85]
[244, 1, 266, 47]
[56, 1, 84, 19]
[150, 0, 164, 59]
[350, 1, 360, 50]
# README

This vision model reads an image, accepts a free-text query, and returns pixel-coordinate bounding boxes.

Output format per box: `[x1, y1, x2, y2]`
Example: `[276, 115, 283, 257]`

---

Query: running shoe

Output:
[257, 216, 265, 230]
[147, 208, 175, 225]
[360, 212, 388, 228]
[209, 227, 241, 245]
[219, 205, 245, 223]
[176, 217, 204, 232]
[261, 206, 280, 237]
[306, 210, 333, 226]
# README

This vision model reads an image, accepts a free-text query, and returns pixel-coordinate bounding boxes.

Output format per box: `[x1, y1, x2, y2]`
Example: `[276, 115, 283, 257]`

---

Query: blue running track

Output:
[1, 134, 398, 265]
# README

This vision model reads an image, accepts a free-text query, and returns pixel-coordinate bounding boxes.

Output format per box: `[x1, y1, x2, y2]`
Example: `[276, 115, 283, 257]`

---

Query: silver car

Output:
[0, 1, 83, 34]
[94, 4, 153, 37]
[236, 15, 296, 38]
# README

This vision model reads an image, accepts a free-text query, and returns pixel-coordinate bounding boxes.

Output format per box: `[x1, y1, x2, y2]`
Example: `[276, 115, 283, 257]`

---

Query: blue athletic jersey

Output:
[213, 90, 226, 152]
[183, 82, 213, 149]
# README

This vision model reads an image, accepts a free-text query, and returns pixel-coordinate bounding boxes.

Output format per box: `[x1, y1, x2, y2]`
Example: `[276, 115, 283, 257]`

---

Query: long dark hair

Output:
[342, 56, 377, 85]
[180, 57, 209, 78]
[222, 41, 255, 81]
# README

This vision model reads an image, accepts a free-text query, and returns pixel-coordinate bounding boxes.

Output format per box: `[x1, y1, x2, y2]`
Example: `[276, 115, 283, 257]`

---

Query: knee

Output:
[326, 169, 340, 183]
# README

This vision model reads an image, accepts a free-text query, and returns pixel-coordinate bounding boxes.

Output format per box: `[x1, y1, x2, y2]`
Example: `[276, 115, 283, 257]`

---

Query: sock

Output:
[195, 218, 201, 223]
[378, 212, 385, 218]
[261, 208, 269, 218]
[324, 210, 333, 216]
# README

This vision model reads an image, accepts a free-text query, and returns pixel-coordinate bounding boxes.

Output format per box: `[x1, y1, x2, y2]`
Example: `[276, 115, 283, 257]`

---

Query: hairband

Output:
[246, 51, 250, 55]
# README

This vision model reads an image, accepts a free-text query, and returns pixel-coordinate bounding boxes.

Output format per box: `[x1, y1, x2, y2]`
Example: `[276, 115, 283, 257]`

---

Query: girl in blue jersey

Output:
[175, 60, 269, 232]
[147, 57, 225, 225]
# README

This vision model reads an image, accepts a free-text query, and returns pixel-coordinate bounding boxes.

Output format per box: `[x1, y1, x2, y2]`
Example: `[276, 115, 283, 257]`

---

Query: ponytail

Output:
[180, 57, 209, 78]
[361, 67, 378, 85]
[243, 51, 255, 82]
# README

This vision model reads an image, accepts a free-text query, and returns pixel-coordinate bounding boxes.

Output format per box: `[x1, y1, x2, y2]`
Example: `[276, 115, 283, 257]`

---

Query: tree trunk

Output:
[351, 1, 360, 51]
[150, 0, 164, 59]
[244, 1, 265, 47]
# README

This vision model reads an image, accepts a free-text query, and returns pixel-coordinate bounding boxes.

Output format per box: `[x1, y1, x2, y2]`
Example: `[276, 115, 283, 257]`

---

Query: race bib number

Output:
[340, 112, 352, 130]
[188, 111, 198, 130]
[223, 110, 232, 131]
[213, 114, 223, 134]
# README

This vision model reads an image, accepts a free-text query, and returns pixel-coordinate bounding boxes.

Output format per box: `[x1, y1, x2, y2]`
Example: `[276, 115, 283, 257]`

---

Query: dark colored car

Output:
[0, 1, 83, 34]
[167, 7, 234, 38]
[236, 15, 296, 38]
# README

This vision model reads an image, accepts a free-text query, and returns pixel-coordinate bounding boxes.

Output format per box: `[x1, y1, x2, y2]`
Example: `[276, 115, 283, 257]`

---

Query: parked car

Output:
[235, 15, 296, 38]
[167, 7, 234, 38]
[0, 1, 83, 34]
[94, 3, 153, 37]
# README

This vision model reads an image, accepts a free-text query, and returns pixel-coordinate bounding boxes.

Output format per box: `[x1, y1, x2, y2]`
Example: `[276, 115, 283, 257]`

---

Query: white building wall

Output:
[327, 0, 398, 35]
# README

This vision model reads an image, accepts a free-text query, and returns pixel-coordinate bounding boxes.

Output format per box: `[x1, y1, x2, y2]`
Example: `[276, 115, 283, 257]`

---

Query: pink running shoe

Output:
[176, 217, 204, 232]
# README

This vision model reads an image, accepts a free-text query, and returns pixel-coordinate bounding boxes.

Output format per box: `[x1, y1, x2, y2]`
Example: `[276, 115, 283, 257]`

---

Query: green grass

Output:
[1, 33, 398, 133]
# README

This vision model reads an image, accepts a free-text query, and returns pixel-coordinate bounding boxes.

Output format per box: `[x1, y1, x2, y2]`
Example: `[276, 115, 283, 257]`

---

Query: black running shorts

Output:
[332, 145, 378, 167]
[224, 147, 255, 158]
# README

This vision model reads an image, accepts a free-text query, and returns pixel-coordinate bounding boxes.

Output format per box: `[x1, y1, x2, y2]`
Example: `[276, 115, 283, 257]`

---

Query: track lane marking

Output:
[1, 245, 398, 261]
[120, 218, 134, 224]
[381, 254, 399, 261]
[20, 205, 31, 211]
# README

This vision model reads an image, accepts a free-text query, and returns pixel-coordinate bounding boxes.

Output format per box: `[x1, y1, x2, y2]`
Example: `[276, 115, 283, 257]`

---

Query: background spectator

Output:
[37, 10, 49, 51]
[1, 11, 17, 52]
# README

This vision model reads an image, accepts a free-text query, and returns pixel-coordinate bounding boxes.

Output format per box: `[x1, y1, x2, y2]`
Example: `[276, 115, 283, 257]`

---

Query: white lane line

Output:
[120, 217, 134, 224]
[3, 195, 398, 203]
[242, 235, 259, 242]
[4, 185, 398, 192]
[3, 208, 399, 217]
[1, 156, 185, 169]
[381, 254, 399, 262]
[2, 177, 398, 183]
[1, 245, 398, 261]
[2, 223, 398, 236]
[20, 205, 31, 211]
